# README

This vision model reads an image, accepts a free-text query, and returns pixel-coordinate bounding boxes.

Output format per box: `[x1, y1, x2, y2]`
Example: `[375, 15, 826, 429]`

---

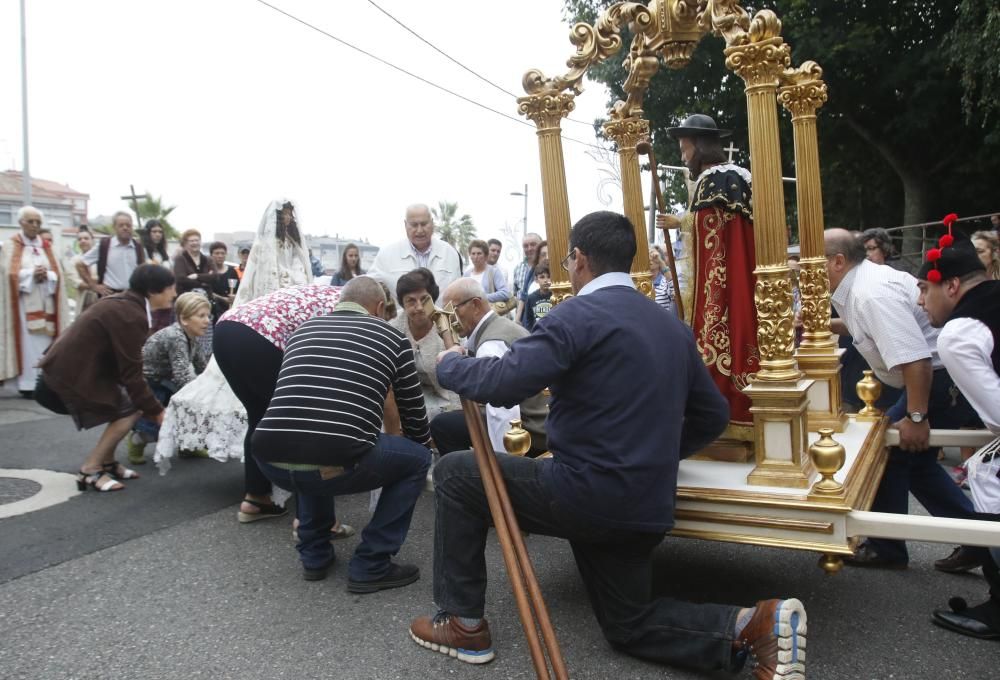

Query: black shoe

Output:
[843, 542, 908, 570]
[303, 555, 335, 581]
[347, 562, 419, 594]
[934, 546, 981, 574]
[19, 390, 34, 399]
[933, 611, 1000, 639]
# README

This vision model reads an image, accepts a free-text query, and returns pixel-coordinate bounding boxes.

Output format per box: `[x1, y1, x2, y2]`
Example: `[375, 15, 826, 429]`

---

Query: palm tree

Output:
[136, 193, 178, 239]
[432, 201, 477, 254]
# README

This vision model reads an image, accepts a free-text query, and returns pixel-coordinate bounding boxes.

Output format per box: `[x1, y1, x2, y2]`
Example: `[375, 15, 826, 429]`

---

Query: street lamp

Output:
[510, 184, 527, 239]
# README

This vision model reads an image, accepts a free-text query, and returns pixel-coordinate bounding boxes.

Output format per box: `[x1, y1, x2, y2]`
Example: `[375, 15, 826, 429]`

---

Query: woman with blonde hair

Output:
[127, 292, 212, 464]
[972, 230, 1000, 280]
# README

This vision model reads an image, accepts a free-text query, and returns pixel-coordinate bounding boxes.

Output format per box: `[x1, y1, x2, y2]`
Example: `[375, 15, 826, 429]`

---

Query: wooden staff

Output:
[426, 301, 568, 680]
[636, 139, 685, 321]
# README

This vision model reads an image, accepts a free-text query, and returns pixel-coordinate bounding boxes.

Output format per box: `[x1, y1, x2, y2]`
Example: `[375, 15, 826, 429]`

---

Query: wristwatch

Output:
[906, 411, 927, 424]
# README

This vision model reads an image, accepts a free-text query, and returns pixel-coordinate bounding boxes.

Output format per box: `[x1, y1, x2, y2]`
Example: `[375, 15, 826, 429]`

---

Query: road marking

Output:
[0, 469, 81, 519]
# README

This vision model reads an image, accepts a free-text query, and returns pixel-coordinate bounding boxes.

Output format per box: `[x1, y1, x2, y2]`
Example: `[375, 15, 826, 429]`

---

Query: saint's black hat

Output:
[665, 114, 732, 140]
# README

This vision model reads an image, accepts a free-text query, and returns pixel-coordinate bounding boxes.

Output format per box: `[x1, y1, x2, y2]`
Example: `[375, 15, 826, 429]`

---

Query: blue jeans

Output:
[433, 451, 742, 673]
[257, 434, 430, 581]
[133, 379, 177, 441]
[868, 369, 980, 562]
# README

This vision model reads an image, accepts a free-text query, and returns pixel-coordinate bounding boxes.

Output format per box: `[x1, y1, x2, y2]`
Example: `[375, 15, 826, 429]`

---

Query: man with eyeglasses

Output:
[369, 203, 462, 305]
[411, 211, 808, 679]
[2, 206, 70, 397]
[428, 277, 548, 458]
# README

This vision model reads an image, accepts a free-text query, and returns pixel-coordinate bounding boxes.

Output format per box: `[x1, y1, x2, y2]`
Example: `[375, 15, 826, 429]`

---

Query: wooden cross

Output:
[724, 142, 739, 163]
[120, 184, 149, 227]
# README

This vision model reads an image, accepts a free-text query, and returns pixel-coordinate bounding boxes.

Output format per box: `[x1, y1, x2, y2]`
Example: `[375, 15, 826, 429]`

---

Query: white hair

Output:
[445, 277, 485, 302]
[17, 205, 43, 222]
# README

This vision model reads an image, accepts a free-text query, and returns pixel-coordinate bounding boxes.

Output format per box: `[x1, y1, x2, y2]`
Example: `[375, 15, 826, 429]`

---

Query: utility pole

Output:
[510, 184, 528, 239]
[19, 0, 31, 207]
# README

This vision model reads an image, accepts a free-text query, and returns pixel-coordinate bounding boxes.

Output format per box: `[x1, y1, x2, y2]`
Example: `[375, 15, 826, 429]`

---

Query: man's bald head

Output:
[444, 277, 485, 305]
[341, 275, 387, 316]
[443, 277, 489, 337]
[824, 228, 865, 265]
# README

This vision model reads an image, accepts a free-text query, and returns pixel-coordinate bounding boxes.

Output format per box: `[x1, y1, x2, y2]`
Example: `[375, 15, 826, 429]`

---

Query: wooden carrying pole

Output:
[460, 399, 569, 680]
[637, 140, 685, 321]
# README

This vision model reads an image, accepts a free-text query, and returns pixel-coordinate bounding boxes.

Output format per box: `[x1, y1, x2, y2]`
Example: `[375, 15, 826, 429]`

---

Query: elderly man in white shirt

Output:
[825, 228, 979, 571]
[369, 204, 462, 305]
[76, 211, 145, 296]
[915, 238, 1000, 640]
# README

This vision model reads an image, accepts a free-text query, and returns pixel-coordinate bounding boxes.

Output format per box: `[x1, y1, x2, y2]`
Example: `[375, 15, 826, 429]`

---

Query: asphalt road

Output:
[0, 384, 996, 679]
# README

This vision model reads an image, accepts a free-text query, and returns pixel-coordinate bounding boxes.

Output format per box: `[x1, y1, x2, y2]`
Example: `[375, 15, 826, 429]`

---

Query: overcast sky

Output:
[0, 0, 654, 265]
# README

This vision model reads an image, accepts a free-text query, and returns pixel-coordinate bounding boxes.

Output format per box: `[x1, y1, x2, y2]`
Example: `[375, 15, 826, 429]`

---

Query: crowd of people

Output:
[4, 177, 1000, 678]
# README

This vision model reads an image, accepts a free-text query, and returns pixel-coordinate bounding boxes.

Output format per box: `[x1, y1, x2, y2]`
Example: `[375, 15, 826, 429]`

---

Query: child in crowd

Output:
[523, 262, 553, 331]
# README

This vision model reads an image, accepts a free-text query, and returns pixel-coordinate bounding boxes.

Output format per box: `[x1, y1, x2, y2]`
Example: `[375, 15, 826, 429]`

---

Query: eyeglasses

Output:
[452, 297, 477, 310]
[560, 248, 577, 272]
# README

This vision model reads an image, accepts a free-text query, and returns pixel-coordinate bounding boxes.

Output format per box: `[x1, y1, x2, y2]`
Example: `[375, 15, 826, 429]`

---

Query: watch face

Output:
[909, 412, 925, 423]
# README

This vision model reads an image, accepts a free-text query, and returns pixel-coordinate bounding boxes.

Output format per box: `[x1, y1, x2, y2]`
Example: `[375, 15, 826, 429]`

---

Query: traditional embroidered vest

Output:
[471, 313, 548, 450]
[97, 236, 145, 285]
[948, 279, 1000, 376]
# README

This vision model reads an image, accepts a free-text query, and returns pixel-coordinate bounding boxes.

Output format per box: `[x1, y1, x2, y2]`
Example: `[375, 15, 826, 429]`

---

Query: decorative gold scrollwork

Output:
[796, 258, 831, 337]
[778, 61, 828, 119]
[697, 0, 751, 46]
[517, 92, 577, 130]
[754, 267, 796, 364]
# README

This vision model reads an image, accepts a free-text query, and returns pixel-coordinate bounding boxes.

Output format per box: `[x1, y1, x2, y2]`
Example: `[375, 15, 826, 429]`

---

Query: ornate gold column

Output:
[518, 92, 576, 303]
[779, 61, 847, 432]
[727, 10, 814, 488]
[604, 115, 653, 298]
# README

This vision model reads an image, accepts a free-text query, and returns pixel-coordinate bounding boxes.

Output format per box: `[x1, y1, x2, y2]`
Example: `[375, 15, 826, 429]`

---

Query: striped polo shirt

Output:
[251, 302, 431, 466]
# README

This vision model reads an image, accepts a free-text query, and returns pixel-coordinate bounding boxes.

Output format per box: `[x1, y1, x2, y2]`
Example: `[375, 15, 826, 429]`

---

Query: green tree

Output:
[565, 0, 1000, 260]
[135, 192, 178, 239]
[432, 201, 477, 254]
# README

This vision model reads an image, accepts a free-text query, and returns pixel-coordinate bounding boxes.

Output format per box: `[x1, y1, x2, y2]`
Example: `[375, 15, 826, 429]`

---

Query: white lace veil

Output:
[233, 197, 313, 306]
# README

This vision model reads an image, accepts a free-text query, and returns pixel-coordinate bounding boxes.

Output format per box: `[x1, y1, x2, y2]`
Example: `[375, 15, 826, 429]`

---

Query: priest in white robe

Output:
[2, 206, 70, 396]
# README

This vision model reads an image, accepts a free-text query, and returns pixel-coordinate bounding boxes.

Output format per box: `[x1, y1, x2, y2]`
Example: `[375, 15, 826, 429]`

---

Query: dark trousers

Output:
[259, 433, 430, 580]
[133, 378, 177, 440]
[433, 451, 741, 673]
[213, 322, 282, 497]
[868, 369, 980, 562]
[431, 409, 546, 457]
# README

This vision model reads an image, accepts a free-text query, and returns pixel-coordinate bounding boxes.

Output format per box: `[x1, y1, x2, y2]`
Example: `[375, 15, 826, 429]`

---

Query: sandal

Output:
[237, 498, 288, 524]
[76, 469, 124, 492]
[291, 519, 356, 541]
[102, 461, 140, 481]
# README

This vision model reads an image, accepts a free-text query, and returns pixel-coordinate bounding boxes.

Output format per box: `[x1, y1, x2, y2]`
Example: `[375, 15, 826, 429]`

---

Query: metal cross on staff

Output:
[724, 141, 739, 163]
[120, 184, 150, 228]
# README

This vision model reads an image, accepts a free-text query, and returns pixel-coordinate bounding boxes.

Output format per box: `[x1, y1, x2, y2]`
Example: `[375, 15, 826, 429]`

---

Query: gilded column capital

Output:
[725, 37, 790, 89]
[602, 115, 650, 148]
[778, 62, 828, 120]
[518, 92, 576, 131]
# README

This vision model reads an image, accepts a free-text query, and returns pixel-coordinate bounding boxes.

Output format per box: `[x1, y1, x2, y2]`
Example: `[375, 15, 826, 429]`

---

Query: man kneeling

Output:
[252, 276, 432, 588]
[409, 212, 808, 679]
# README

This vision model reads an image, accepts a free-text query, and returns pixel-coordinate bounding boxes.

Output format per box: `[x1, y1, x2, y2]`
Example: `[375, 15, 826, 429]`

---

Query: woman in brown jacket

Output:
[173, 229, 216, 296]
[37, 264, 177, 492]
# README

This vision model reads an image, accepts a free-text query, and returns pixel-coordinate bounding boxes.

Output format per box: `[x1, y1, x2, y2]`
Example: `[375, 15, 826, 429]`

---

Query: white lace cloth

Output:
[154, 198, 312, 474]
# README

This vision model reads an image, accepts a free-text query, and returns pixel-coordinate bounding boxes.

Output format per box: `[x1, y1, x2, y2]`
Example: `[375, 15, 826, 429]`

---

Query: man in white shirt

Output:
[428, 278, 547, 457]
[916, 238, 1000, 639]
[76, 211, 145, 296]
[369, 204, 462, 305]
[825, 228, 979, 570]
[1, 206, 69, 396]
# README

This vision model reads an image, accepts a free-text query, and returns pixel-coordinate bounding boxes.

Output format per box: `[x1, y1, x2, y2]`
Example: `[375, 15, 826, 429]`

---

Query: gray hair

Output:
[860, 227, 895, 259]
[111, 210, 133, 225]
[341, 275, 387, 310]
[16, 205, 43, 222]
[445, 277, 485, 303]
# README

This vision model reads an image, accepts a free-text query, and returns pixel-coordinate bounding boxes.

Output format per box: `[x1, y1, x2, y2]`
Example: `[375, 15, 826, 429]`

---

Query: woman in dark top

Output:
[208, 241, 240, 321]
[330, 243, 364, 286]
[141, 219, 170, 266]
[37, 265, 177, 492]
[173, 229, 216, 295]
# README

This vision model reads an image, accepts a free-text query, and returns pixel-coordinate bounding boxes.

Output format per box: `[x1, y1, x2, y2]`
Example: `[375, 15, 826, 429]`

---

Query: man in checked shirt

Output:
[824, 229, 980, 571]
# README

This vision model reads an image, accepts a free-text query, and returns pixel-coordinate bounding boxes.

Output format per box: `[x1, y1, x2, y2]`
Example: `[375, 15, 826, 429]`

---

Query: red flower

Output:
[942, 213, 958, 228]
[926, 248, 942, 262]
[939, 234, 954, 248]
[927, 269, 942, 283]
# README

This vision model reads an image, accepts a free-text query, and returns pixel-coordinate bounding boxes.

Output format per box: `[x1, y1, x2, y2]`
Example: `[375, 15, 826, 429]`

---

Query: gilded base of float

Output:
[670, 415, 888, 564]
[689, 438, 755, 463]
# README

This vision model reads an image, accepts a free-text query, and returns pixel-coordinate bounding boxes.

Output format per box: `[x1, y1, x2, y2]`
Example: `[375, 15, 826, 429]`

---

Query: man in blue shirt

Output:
[409, 211, 808, 679]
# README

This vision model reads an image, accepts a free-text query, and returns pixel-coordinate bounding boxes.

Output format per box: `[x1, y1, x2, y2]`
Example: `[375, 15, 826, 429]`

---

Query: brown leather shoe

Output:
[934, 546, 981, 574]
[410, 611, 495, 664]
[735, 598, 807, 680]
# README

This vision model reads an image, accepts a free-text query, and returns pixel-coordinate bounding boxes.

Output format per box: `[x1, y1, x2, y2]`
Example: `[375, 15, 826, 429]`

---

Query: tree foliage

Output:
[135, 192, 178, 239]
[432, 201, 477, 254]
[564, 0, 1000, 245]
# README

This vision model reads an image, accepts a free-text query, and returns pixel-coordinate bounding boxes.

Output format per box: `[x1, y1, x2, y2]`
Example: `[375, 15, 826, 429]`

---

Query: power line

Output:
[250, 0, 606, 151]
[364, 0, 597, 129]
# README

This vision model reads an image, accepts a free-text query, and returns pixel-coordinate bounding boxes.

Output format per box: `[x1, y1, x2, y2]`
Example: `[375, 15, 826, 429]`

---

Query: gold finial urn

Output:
[504, 419, 532, 457]
[856, 370, 882, 420]
[808, 428, 845, 495]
